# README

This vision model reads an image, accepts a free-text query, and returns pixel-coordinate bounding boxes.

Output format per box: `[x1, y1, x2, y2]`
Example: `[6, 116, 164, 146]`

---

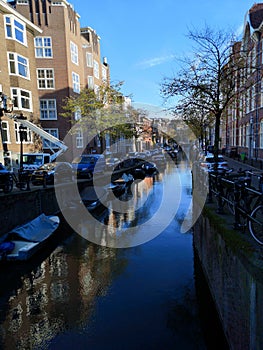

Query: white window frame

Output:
[87, 76, 94, 89]
[76, 128, 83, 148]
[102, 66, 107, 81]
[86, 52, 93, 67]
[11, 87, 32, 111]
[93, 60, 99, 79]
[4, 15, 27, 46]
[251, 85, 256, 111]
[43, 128, 59, 149]
[14, 122, 32, 143]
[260, 121, 263, 148]
[37, 68, 55, 89]
[70, 41, 78, 65]
[72, 72, 80, 93]
[34, 37, 53, 58]
[40, 99, 57, 120]
[246, 123, 250, 147]
[8, 52, 29, 79]
[1, 121, 10, 144]
[74, 107, 81, 121]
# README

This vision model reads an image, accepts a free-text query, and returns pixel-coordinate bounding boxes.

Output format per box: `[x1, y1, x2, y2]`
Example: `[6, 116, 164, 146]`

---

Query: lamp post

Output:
[0, 90, 13, 165]
[19, 124, 27, 172]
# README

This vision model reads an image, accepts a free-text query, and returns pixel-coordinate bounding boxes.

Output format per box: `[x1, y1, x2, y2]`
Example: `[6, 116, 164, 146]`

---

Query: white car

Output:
[200, 153, 229, 172]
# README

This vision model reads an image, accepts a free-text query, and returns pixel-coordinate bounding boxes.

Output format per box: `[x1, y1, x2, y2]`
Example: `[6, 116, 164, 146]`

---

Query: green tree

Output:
[62, 82, 137, 153]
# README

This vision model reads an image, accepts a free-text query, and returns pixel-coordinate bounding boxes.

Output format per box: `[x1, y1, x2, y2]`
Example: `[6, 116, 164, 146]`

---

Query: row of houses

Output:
[0, 0, 113, 169]
[221, 3, 263, 161]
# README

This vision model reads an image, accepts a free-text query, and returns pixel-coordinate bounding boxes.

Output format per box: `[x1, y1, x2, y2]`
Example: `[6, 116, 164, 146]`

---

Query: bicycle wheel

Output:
[248, 205, 263, 245]
[3, 176, 13, 193]
[226, 190, 235, 215]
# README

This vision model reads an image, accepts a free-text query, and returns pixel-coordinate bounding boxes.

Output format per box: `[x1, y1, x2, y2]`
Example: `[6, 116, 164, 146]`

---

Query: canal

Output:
[0, 161, 228, 349]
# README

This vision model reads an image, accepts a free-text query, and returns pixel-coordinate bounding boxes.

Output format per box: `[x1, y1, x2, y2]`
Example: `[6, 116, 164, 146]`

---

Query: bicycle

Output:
[233, 173, 263, 245]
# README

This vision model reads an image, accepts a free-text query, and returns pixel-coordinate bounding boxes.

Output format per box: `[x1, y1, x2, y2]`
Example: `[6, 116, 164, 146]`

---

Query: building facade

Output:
[0, 0, 110, 167]
[223, 3, 263, 161]
[0, 0, 42, 168]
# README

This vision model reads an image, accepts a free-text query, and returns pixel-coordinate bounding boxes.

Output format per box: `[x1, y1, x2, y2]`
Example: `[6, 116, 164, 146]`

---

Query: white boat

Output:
[0, 214, 60, 261]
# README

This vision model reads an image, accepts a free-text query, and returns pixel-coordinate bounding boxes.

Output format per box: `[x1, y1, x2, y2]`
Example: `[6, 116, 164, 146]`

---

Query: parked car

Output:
[31, 162, 73, 185]
[141, 161, 157, 175]
[72, 154, 106, 179]
[199, 153, 229, 172]
[106, 157, 120, 171]
[0, 163, 13, 193]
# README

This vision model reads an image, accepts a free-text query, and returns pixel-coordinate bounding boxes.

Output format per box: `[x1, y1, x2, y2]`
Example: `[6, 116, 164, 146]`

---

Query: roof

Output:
[249, 3, 263, 29]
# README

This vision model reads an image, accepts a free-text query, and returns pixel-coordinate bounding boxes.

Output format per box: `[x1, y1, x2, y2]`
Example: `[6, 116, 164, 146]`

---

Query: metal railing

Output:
[194, 165, 263, 245]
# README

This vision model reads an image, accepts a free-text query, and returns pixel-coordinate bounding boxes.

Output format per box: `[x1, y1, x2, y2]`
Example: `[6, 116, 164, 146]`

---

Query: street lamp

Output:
[0, 90, 14, 165]
[19, 124, 27, 172]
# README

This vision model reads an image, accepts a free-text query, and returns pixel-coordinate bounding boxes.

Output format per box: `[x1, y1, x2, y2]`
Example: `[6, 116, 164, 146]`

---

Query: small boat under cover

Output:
[0, 214, 60, 261]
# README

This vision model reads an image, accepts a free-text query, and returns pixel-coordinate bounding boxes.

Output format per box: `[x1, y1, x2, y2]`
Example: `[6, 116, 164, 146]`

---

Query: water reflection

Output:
[0, 162, 211, 349]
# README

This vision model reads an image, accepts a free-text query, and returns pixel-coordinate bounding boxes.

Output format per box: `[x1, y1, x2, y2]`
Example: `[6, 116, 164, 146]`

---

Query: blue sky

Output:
[71, 0, 255, 109]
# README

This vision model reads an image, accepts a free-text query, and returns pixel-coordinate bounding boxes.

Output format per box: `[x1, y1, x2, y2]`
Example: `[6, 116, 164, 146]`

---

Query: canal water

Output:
[0, 162, 228, 349]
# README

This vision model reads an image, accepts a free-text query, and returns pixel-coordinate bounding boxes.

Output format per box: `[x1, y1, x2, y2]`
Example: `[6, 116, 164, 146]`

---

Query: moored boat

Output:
[0, 214, 60, 261]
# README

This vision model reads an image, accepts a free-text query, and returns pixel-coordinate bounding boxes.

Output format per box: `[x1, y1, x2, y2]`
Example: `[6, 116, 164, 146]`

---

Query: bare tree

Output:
[161, 25, 250, 163]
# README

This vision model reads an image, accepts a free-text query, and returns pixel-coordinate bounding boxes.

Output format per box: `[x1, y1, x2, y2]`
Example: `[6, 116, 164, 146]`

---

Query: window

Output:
[76, 128, 83, 148]
[5, 15, 26, 45]
[11, 88, 32, 111]
[1, 121, 10, 143]
[246, 123, 250, 147]
[86, 53, 93, 67]
[72, 72, 80, 93]
[8, 52, 29, 79]
[43, 128, 59, 149]
[102, 67, 107, 81]
[70, 41, 78, 65]
[40, 99, 57, 120]
[93, 60, 99, 79]
[34, 37, 52, 58]
[87, 76, 94, 89]
[37, 69, 55, 89]
[74, 108, 81, 121]
[260, 121, 263, 148]
[251, 85, 256, 111]
[14, 122, 32, 143]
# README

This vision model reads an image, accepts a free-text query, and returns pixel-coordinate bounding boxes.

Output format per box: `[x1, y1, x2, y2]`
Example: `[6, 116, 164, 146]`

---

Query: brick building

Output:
[0, 0, 110, 167]
[0, 0, 43, 168]
[222, 3, 263, 162]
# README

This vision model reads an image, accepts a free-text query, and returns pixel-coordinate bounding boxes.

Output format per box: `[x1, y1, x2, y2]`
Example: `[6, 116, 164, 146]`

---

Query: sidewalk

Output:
[225, 156, 263, 173]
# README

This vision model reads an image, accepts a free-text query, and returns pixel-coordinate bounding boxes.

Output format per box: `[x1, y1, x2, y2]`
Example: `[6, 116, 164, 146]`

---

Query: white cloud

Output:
[136, 54, 176, 69]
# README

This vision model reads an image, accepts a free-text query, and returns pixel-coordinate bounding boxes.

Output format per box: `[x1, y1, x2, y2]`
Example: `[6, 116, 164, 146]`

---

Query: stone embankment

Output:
[193, 156, 263, 350]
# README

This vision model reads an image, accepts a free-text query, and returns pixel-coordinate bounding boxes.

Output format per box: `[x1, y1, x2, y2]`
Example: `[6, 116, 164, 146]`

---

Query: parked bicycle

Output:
[208, 169, 263, 245]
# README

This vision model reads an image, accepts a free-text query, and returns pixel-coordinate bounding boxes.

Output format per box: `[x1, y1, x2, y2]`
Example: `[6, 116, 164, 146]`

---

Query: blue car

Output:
[72, 154, 106, 178]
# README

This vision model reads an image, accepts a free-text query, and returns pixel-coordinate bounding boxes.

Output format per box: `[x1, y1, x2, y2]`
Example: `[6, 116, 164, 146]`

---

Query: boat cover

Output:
[9, 214, 59, 242]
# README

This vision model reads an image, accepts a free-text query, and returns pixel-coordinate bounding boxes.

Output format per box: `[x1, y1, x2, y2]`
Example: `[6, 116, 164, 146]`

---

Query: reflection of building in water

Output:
[0, 243, 119, 349]
[0, 176, 159, 348]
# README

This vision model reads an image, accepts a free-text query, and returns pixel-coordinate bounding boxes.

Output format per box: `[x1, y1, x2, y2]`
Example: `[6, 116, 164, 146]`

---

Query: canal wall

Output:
[193, 201, 263, 350]
[0, 178, 95, 236]
[0, 167, 132, 236]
